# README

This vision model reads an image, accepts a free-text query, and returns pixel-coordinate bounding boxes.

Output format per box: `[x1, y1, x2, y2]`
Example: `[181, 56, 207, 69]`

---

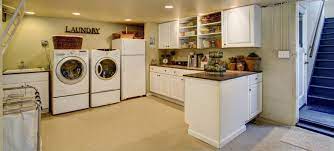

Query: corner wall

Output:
[258, 2, 298, 125]
[144, 22, 161, 92]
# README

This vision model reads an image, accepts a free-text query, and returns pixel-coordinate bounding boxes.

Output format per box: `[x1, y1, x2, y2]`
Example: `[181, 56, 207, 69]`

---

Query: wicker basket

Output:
[52, 36, 83, 49]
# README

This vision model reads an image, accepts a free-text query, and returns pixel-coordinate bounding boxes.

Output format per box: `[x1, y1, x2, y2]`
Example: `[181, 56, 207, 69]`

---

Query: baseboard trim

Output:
[150, 92, 184, 106]
[188, 128, 220, 148]
[219, 125, 246, 148]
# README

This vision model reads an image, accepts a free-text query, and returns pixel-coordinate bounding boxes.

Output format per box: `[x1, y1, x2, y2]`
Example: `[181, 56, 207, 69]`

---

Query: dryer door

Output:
[95, 57, 117, 80]
[56, 56, 87, 85]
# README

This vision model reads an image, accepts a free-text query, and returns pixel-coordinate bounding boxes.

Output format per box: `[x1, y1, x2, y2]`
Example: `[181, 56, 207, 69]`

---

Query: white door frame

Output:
[296, 4, 308, 110]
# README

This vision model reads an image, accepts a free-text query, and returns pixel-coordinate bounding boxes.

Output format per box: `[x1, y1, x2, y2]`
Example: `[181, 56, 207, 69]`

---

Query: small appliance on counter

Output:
[187, 52, 197, 67]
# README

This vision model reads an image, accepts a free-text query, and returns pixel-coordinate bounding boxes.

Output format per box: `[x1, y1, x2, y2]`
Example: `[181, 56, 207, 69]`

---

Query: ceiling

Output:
[4, 0, 284, 23]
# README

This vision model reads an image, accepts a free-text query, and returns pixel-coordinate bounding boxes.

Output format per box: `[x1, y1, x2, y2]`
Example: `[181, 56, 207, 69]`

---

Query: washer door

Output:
[56, 56, 87, 85]
[95, 57, 117, 80]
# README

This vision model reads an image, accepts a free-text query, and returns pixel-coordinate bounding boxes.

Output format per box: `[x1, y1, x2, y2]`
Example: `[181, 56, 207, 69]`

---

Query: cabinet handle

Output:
[249, 89, 251, 91]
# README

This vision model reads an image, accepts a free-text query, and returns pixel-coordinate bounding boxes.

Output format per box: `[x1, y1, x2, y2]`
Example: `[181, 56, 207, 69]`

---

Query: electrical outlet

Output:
[278, 51, 290, 59]
[41, 40, 49, 48]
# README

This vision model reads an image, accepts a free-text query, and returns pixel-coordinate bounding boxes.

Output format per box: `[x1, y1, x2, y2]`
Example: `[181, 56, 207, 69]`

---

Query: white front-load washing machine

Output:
[51, 49, 89, 115]
[90, 49, 120, 107]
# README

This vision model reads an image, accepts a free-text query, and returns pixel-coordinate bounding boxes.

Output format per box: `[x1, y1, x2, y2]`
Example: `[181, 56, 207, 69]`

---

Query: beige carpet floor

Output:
[41, 96, 328, 151]
[281, 127, 334, 151]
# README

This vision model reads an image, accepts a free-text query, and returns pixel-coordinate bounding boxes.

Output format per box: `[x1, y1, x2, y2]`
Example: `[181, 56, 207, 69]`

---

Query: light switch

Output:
[278, 51, 290, 59]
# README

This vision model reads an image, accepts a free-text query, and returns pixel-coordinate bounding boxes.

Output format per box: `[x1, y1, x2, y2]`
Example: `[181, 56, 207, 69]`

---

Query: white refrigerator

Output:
[112, 39, 146, 100]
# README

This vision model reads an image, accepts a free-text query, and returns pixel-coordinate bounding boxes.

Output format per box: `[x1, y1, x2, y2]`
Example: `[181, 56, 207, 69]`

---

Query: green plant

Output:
[248, 52, 259, 58]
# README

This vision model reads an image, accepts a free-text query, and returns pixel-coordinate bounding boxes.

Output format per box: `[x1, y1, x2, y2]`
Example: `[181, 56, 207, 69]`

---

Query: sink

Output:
[3, 68, 46, 74]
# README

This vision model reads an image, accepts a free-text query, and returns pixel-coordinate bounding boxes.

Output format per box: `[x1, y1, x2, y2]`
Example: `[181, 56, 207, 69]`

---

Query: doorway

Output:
[296, 4, 308, 110]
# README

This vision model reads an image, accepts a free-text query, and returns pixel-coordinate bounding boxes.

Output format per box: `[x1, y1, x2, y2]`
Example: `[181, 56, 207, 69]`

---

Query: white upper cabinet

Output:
[159, 21, 179, 49]
[223, 5, 262, 47]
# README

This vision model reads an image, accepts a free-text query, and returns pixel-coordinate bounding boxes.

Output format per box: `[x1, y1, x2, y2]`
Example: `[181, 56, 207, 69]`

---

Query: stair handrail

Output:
[308, 0, 325, 58]
[0, 0, 26, 55]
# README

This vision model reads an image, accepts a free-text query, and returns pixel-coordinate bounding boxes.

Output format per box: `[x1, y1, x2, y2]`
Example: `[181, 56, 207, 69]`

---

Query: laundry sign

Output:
[65, 26, 101, 34]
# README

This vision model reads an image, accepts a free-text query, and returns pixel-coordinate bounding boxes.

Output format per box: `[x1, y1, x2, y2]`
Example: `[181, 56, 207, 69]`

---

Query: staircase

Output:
[309, 17, 334, 113]
[0, 0, 26, 55]
[297, 17, 334, 137]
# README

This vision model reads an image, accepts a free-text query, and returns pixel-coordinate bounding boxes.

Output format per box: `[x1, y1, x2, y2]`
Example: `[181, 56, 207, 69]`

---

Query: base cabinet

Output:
[150, 66, 201, 102]
[247, 73, 263, 121]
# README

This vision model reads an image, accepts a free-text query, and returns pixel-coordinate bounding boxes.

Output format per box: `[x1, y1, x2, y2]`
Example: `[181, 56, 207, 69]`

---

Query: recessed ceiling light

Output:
[25, 11, 35, 15]
[165, 5, 174, 9]
[72, 12, 81, 16]
[125, 19, 132, 21]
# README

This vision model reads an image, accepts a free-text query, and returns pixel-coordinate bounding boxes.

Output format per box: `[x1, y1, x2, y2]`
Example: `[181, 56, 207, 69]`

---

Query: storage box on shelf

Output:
[198, 12, 223, 49]
[149, 66, 201, 103]
[179, 17, 198, 49]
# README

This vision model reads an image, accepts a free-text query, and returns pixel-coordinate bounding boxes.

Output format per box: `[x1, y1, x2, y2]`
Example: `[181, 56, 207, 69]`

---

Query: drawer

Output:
[150, 66, 174, 75]
[248, 73, 262, 85]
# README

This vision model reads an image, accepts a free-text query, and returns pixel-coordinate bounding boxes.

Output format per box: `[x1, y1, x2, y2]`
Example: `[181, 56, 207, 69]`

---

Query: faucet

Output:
[18, 60, 25, 69]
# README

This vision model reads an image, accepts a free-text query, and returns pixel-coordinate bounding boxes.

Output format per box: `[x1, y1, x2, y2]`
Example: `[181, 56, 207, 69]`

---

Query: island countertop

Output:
[184, 71, 260, 81]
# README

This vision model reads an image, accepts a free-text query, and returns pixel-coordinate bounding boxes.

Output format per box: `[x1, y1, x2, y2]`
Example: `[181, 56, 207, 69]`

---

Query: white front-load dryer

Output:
[90, 49, 120, 107]
[51, 49, 89, 115]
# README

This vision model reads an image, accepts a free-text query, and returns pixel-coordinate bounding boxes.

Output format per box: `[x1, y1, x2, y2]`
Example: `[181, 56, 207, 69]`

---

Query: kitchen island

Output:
[184, 71, 262, 148]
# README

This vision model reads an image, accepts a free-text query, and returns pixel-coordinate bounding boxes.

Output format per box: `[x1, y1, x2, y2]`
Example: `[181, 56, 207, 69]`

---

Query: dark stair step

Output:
[318, 45, 334, 52]
[313, 67, 334, 77]
[325, 18, 334, 22]
[297, 121, 334, 138]
[308, 95, 334, 112]
[321, 32, 334, 39]
[309, 85, 334, 99]
[316, 52, 334, 60]
[323, 27, 334, 34]
[320, 38, 334, 45]
[324, 21, 334, 28]
[311, 76, 334, 87]
[315, 59, 334, 68]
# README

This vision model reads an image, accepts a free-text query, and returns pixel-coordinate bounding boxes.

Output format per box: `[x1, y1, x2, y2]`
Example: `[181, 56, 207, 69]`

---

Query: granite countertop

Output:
[151, 64, 204, 71]
[184, 71, 258, 81]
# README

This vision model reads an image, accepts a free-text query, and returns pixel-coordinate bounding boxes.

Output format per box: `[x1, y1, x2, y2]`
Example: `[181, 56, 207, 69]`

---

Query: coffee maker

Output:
[188, 53, 204, 67]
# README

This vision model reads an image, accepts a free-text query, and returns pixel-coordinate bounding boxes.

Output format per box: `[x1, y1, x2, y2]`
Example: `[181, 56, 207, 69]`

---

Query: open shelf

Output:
[199, 32, 221, 36]
[200, 21, 221, 26]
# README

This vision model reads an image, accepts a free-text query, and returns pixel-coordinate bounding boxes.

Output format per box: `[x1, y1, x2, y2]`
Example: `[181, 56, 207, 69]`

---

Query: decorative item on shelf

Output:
[236, 55, 246, 71]
[203, 40, 210, 48]
[204, 51, 226, 74]
[228, 57, 237, 70]
[200, 12, 221, 24]
[112, 27, 144, 40]
[245, 52, 261, 72]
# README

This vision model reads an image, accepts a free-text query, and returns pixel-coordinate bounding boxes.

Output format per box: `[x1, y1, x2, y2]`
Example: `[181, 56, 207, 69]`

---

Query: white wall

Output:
[258, 2, 298, 125]
[325, 0, 334, 18]
[4, 16, 143, 70]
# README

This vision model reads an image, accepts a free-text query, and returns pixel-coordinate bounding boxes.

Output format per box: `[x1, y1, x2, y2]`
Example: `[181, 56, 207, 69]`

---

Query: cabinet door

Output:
[159, 74, 170, 96]
[170, 76, 185, 101]
[249, 82, 262, 119]
[169, 21, 179, 49]
[150, 72, 160, 94]
[224, 6, 251, 47]
[26, 81, 49, 111]
[159, 23, 170, 49]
